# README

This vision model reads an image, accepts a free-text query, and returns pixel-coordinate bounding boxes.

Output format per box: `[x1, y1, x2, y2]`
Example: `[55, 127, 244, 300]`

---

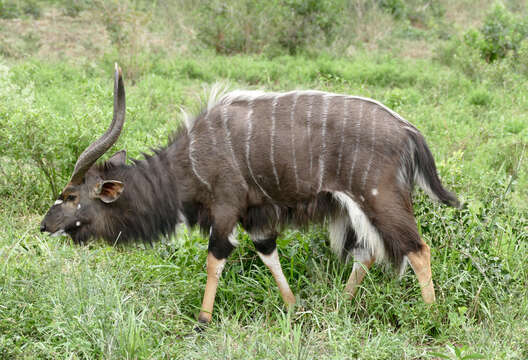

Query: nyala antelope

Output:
[41, 65, 459, 325]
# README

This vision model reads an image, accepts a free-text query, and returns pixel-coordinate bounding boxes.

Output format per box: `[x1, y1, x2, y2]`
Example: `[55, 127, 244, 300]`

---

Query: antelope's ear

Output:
[94, 180, 124, 203]
[107, 150, 127, 167]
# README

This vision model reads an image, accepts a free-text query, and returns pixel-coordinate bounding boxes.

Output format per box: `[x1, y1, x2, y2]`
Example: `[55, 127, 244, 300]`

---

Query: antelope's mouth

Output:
[50, 229, 67, 237]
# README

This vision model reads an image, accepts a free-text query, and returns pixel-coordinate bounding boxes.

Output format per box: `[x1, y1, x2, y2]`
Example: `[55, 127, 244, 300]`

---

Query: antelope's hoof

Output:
[193, 323, 207, 333]
[194, 314, 211, 332]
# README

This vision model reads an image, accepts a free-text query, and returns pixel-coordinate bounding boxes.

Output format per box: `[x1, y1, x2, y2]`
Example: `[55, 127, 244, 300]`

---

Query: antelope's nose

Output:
[40, 223, 47, 233]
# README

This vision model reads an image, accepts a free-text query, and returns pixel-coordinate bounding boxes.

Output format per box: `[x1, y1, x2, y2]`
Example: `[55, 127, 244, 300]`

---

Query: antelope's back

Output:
[189, 90, 415, 201]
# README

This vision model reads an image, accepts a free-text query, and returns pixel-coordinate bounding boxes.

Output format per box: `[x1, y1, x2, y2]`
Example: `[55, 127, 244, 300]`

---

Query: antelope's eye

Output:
[66, 194, 77, 202]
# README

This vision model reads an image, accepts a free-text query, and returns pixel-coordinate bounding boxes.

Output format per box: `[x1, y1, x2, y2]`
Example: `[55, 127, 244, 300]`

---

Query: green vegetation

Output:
[0, 1, 527, 359]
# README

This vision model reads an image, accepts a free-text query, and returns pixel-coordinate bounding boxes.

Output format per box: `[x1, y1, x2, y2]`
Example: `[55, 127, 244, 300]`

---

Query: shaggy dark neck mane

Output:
[95, 132, 188, 244]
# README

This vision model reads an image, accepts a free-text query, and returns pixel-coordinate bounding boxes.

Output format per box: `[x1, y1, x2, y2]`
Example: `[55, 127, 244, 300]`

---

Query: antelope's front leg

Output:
[198, 228, 237, 324]
[252, 233, 296, 305]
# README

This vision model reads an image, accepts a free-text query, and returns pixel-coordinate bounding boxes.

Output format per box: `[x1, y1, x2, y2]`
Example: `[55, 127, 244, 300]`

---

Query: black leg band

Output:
[208, 230, 235, 260]
[253, 236, 277, 255]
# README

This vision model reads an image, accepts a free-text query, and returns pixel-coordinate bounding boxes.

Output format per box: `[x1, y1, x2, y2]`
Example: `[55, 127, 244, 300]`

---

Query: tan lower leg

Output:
[198, 252, 227, 323]
[257, 249, 296, 305]
[407, 241, 436, 304]
[345, 256, 375, 298]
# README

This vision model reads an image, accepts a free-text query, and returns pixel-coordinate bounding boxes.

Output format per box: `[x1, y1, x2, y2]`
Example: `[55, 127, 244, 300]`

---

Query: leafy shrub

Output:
[0, 0, 19, 18]
[195, 0, 342, 55]
[468, 88, 491, 106]
[0, 0, 41, 19]
[277, 0, 339, 55]
[377, 0, 445, 24]
[194, 0, 445, 55]
[377, 0, 407, 20]
[62, 0, 90, 17]
[471, 3, 528, 62]
[435, 5, 528, 80]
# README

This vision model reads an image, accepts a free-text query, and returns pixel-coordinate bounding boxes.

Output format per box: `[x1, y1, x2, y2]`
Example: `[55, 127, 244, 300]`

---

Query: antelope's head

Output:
[40, 64, 127, 243]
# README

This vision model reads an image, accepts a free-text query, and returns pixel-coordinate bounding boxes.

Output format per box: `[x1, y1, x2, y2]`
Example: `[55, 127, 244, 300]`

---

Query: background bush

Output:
[194, 0, 342, 55]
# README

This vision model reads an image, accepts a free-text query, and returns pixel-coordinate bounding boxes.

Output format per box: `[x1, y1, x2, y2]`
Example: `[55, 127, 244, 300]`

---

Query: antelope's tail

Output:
[408, 130, 460, 208]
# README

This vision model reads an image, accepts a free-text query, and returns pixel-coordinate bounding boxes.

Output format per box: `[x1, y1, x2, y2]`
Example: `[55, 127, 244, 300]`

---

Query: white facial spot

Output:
[54, 199, 63, 206]
[77, 204, 81, 210]
[360, 195, 365, 202]
[76, 221, 81, 227]
[371, 188, 378, 196]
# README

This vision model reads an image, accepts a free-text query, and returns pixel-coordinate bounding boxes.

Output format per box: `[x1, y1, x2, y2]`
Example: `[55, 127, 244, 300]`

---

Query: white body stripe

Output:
[246, 100, 272, 199]
[348, 101, 363, 189]
[222, 105, 244, 182]
[306, 95, 314, 176]
[318, 95, 331, 192]
[270, 96, 281, 189]
[333, 191, 387, 262]
[361, 107, 377, 190]
[336, 97, 348, 177]
[290, 92, 300, 192]
[188, 130, 212, 191]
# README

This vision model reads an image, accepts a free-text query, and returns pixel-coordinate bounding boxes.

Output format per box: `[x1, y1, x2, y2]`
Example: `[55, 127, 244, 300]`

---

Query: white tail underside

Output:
[331, 191, 387, 263]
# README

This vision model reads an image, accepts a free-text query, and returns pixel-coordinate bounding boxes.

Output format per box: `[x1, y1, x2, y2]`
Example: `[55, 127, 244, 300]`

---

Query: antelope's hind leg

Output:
[252, 232, 296, 306]
[328, 201, 377, 299]
[345, 250, 375, 298]
[366, 190, 436, 304]
[407, 239, 435, 304]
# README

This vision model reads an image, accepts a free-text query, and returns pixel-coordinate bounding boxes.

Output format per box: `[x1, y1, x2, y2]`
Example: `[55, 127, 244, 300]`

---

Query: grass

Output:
[1, 1, 527, 359]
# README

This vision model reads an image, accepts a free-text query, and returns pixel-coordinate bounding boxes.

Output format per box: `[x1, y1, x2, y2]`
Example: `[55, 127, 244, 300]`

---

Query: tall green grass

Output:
[1, 51, 526, 359]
